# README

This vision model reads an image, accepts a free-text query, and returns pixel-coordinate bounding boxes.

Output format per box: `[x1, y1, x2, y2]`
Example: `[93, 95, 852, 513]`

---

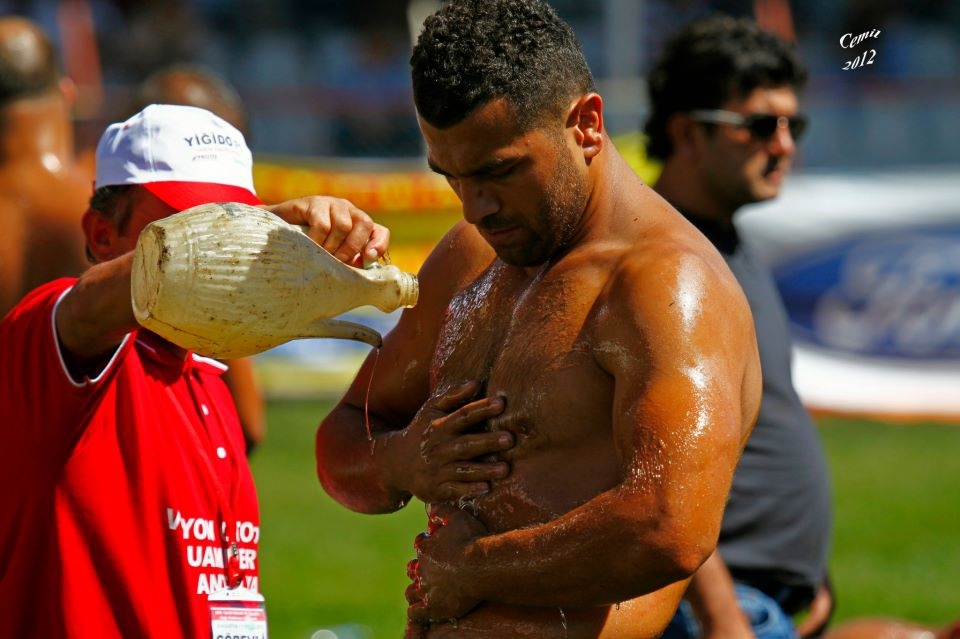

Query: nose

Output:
[767, 118, 797, 155]
[459, 180, 500, 225]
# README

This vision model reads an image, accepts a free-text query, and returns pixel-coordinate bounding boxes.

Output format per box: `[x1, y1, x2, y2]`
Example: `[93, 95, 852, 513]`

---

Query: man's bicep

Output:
[613, 359, 744, 493]
[338, 221, 493, 428]
[601, 262, 752, 516]
[336, 307, 435, 431]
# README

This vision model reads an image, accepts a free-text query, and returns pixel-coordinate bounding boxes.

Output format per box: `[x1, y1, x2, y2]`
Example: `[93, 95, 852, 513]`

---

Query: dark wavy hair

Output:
[644, 15, 808, 161]
[411, 0, 595, 131]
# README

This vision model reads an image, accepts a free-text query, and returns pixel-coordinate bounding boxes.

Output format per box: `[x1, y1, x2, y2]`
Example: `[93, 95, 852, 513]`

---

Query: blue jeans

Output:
[661, 583, 799, 639]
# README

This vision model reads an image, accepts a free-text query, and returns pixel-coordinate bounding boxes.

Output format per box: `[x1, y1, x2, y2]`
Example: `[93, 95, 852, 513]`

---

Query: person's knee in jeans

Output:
[661, 584, 798, 639]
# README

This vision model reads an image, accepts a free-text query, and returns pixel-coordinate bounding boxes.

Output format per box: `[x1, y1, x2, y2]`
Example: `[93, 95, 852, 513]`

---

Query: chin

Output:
[495, 241, 554, 268]
[751, 184, 782, 203]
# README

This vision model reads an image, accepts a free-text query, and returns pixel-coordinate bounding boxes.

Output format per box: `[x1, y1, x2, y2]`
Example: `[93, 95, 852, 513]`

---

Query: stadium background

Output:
[18, 0, 955, 167]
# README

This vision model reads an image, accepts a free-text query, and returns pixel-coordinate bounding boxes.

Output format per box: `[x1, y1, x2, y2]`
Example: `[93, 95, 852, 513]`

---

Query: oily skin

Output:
[0, 19, 91, 316]
[316, 96, 761, 638]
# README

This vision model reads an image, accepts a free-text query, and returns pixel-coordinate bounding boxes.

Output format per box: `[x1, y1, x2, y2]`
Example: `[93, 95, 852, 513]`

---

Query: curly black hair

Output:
[411, 0, 595, 131]
[644, 15, 808, 161]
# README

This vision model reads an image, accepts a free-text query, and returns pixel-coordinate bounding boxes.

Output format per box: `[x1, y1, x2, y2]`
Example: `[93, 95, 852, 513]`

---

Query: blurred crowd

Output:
[1, 0, 958, 165]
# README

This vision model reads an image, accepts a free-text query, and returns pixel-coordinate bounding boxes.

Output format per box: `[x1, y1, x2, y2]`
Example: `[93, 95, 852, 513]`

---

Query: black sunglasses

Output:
[687, 109, 808, 141]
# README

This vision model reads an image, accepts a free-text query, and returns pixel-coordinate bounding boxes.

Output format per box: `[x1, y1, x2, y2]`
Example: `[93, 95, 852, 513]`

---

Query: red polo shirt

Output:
[0, 279, 261, 638]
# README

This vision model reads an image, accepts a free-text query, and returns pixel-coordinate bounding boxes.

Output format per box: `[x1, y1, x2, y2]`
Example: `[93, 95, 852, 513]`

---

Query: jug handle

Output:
[302, 318, 383, 349]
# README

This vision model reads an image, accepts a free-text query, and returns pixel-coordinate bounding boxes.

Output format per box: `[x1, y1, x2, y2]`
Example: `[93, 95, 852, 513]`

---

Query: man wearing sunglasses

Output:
[644, 15, 832, 639]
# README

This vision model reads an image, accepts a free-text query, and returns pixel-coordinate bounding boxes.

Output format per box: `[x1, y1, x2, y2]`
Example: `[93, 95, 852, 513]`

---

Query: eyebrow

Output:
[427, 156, 518, 179]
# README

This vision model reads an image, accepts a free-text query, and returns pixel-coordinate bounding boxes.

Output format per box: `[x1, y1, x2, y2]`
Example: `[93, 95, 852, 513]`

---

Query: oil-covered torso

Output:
[431, 256, 622, 532]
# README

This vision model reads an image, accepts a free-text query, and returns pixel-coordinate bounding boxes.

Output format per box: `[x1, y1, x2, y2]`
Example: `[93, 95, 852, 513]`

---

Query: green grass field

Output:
[251, 400, 960, 638]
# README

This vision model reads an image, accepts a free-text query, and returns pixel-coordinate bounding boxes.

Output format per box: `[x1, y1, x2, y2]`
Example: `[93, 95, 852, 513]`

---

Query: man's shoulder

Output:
[589, 216, 752, 350]
[0, 156, 90, 200]
[20, 170, 90, 219]
[609, 214, 735, 295]
[418, 221, 496, 299]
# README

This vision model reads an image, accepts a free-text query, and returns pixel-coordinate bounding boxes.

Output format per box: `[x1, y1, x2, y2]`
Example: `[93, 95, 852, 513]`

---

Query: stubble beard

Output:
[499, 150, 589, 268]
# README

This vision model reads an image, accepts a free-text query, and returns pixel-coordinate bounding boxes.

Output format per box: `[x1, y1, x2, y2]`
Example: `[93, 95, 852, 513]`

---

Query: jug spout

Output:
[306, 318, 383, 349]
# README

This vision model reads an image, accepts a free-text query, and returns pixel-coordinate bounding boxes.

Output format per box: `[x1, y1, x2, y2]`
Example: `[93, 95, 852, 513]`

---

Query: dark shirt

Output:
[683, 212, 832, 608]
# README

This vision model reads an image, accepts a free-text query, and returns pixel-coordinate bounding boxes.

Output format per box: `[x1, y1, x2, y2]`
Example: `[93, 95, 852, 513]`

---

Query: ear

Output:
[81, 208, 118, 263]
[665, 112, 700, 159]
[567, 93, 604, 160]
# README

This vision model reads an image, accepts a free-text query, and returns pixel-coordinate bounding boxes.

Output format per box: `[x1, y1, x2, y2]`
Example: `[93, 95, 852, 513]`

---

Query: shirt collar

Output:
[133, 329, 226, 376]
[675, 207, 741, 255]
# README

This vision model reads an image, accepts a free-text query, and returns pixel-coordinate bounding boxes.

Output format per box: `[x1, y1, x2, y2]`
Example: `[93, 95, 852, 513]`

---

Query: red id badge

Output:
[209, 586, 267, 639]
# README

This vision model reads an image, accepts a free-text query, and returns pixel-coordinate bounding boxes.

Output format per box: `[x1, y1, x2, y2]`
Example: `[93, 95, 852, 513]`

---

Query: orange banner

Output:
[253, 161, 461, 214]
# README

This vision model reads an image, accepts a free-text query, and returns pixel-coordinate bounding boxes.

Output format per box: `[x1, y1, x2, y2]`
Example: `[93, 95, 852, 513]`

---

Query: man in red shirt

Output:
[0, 104, 389, 637]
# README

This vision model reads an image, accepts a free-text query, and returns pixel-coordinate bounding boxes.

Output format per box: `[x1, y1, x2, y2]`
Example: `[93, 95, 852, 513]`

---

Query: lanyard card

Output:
[209, 586, 267, 639]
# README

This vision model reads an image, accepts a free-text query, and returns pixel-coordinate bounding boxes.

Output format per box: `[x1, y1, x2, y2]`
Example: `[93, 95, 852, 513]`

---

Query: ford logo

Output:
[774, 225, 960, 360]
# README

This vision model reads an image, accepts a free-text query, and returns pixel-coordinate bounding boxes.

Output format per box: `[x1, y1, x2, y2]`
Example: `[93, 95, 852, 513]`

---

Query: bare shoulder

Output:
[383, 220, 493, 348]
[0, 162, 88, 248]
[417, 220, 496, 301]
[597, 211, 756, 369]
[26, 168, 91, 223]
[389, 219, 497, 337]
[359, 220, 494, 414]
[12, 167, 89, 286]
[589, 210, 761, 439]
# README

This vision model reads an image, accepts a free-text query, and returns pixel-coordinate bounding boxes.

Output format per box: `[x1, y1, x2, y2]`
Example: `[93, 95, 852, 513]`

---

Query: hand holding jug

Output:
[130, 202, 418, 358]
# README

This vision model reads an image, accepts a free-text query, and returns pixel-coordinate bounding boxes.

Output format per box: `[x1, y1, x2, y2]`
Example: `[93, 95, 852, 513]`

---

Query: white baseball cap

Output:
[94, 103, 262, 211]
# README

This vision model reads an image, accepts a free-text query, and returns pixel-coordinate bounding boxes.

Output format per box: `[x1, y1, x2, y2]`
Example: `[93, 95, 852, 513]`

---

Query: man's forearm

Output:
[428, 487, 710, 610]
[318, 382, 512, 515]
[55, 252, 138, 358]
[316, 405, 413, 514]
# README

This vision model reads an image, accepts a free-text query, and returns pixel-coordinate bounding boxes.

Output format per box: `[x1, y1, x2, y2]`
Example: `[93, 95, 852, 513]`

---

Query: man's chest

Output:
[431, 264, 611, 440]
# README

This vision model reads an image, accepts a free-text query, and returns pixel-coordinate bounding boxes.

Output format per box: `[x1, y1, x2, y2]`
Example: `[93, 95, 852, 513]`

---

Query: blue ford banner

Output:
[739, 168, 960, 421]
